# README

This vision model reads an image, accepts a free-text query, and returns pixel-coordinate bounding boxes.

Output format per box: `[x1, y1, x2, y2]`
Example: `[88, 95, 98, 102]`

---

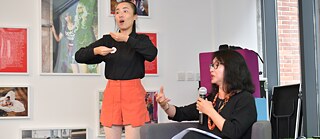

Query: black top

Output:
[170, 91, 257, 139]
[75, 32, 158, 80]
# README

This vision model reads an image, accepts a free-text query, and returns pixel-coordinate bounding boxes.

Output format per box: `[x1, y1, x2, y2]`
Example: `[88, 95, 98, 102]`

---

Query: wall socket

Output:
[196, 73, 200, 81]
[186, 72, 194, 81]
[177, 72, 186, 81]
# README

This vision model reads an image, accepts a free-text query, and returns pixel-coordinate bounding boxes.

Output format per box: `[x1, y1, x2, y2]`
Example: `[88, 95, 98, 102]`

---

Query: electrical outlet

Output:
[196, 73, 200, 81]
[186, 72, 194, 81]
[177, 72, 186, 81]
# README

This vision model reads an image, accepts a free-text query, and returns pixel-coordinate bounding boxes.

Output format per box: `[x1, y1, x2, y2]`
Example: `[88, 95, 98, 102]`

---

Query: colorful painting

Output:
[0, 27, 28, 74]
[41, 0, 99, 75]
[0, 86, 29, 119]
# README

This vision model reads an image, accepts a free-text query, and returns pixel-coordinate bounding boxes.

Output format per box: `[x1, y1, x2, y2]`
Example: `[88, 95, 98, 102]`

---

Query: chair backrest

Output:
[270, 84, 300, 138]
[251, 121, 272, 139]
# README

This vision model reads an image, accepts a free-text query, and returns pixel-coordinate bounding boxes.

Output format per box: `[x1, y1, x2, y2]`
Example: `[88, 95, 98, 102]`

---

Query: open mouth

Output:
[119, 20, 125, 24]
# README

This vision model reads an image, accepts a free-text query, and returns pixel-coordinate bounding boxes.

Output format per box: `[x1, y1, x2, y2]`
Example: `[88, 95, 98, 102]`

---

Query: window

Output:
[276, 0, 301, 85]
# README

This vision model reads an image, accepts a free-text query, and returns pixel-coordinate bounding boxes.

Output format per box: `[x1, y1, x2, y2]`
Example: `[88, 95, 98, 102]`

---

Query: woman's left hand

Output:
[196, 97, 214, 115]
[110, 32, 129, 42]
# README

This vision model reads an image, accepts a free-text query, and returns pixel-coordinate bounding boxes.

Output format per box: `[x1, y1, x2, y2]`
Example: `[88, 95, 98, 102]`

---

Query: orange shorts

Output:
[100, 79, 150, 127]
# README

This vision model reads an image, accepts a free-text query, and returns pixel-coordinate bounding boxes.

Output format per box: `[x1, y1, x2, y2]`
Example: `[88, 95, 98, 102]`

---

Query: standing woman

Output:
[75, 1, 157, 139]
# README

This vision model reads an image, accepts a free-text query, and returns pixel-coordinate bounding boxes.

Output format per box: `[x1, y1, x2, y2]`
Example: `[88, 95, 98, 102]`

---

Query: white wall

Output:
[0, 0, 257, 139]
[212, 0, 258, 52]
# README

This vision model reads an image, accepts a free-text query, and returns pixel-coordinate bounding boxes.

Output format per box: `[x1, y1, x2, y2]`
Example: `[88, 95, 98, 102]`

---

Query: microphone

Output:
[198, 87, 207, 124]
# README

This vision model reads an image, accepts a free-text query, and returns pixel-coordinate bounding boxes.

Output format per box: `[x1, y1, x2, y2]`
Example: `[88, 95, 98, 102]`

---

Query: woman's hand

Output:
[93, 46, 113, 56]
[110, 32, 129, 42]
[196, 97, 215, 116]
[155, 86, 171, 108]
[50, 24, 56, 33]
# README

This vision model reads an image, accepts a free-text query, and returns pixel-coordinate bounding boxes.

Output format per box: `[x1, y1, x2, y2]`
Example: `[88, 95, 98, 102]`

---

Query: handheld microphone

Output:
[198, 87, 207, 124]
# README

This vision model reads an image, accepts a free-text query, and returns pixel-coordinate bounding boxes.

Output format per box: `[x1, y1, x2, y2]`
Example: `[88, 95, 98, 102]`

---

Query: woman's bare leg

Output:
[124, 125, 141, 139]
[104, 126, 123, 139]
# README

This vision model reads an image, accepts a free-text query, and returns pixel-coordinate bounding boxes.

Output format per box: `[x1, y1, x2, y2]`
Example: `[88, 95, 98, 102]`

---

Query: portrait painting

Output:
[41, 0, 99, 75]
[0, 86, 29, 119]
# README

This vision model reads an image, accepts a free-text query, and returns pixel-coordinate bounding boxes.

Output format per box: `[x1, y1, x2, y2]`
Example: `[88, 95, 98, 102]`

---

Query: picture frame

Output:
[97, 89, 158, 136]
[0, 86, 30, 119]
[40, 0, 100, 75]
[0, 27, 28, 75]
[97, 90, 105, 137]
[109, 0, 150, 17]
[145, 90, 158, 123]
[140, 32, 158, 76]
[21, 127, 88, 139]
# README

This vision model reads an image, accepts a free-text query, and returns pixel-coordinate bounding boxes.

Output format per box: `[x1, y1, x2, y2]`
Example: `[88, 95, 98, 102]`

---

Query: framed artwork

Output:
[97, 90, 158, 136]
[109, 0, 150, 17]
[141, 32, 158, 76]
[0, 86, 29, 119]
[97, 90, 105, 137]
[145, 90, 158, 123]
[41, 0, 100, 75]
[21, 127, 88, 139]
[0, 27, 28, 74]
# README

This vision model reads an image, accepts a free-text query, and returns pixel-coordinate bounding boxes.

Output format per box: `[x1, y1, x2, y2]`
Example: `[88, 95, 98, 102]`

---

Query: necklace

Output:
[207, 92, 233, 130]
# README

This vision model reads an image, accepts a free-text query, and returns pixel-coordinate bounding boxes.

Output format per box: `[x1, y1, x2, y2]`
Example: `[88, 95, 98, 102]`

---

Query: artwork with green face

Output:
[41, 0, 98, 74]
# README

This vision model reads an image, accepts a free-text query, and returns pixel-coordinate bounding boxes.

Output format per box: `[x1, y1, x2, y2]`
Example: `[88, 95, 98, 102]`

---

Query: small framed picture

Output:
[21, 127, 88, 139]
[0, 27, 28, 75]
[97, 90, 105, 137]
[0, 86, 30, 119]
[109, 0, 150, 17]
[145, 90, 158, 123]
[97, 89, 158, 136]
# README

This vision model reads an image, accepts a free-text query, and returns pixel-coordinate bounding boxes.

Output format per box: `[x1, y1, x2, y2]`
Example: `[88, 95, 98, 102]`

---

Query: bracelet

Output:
[163, 103, 170, 111]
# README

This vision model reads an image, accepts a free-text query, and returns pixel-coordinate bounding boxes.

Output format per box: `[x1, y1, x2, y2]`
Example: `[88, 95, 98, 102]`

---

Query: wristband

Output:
[164, 103, 170, 111]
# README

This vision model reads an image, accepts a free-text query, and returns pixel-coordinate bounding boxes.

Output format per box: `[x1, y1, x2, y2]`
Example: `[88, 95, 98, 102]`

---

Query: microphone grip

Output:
[199, 112, 203, 124]
[199, 94, 205, 124]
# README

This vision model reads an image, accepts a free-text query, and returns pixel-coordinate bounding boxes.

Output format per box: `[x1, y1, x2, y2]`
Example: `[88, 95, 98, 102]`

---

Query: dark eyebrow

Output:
[115, 6, 129, 11]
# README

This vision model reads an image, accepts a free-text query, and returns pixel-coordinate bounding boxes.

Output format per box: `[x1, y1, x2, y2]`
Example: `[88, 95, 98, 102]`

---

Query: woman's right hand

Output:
[93, 46, 114, 56]
[155, 86, 171, 108]
[50, 24, 56, 33]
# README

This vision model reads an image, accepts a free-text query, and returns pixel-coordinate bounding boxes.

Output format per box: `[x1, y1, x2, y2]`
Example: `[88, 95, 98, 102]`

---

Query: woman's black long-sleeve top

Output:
[170, 90, 257, 139]
[75, 32, 157, 80]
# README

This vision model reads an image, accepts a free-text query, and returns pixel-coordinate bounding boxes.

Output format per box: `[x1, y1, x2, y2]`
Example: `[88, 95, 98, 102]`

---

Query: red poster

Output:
[140, 33, 158, 75]
[0, 28, 28, 73]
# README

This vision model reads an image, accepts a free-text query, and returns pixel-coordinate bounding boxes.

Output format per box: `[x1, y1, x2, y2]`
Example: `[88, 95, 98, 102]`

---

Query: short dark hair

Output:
[212, 50, 255, 94]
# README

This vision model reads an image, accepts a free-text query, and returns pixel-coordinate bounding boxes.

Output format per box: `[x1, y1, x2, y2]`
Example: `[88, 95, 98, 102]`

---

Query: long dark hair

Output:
[212, 50, 255, 94]
[115, 1, 137, 33]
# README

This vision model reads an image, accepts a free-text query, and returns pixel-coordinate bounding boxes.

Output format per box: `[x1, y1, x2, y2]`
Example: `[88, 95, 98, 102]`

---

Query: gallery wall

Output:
[0, 0, 258, 138]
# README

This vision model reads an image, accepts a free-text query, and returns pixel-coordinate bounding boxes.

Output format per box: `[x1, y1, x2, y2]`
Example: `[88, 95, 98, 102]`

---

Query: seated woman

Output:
[156, 50, 257, 139]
